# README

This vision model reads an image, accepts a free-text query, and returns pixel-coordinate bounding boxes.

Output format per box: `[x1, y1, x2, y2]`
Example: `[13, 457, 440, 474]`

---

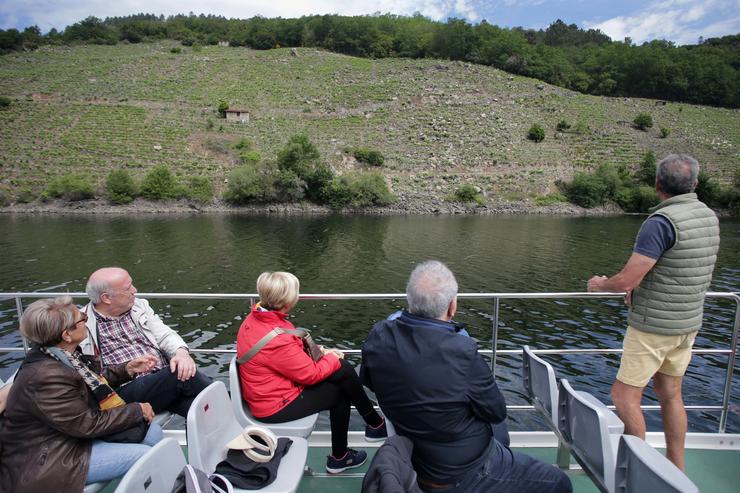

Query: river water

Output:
[0, 214, 738, 432]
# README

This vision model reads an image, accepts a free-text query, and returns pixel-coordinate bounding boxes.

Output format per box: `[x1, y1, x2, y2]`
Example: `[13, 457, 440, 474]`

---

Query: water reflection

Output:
[0, 214, 737, 432]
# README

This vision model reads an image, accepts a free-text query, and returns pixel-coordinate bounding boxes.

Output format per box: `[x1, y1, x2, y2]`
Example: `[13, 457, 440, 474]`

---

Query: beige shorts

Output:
[616, 326, 697, 387]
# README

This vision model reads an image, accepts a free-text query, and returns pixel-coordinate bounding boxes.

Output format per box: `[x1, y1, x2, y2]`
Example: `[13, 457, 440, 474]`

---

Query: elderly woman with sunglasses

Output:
[0, 296, 163, 493]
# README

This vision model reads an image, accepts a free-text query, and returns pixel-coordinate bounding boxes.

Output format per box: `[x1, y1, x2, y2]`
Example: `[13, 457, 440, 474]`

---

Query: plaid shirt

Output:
[93, 307, 167, 375]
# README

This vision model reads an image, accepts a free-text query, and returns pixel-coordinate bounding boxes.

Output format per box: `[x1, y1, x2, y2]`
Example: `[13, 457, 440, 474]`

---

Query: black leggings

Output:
[260, 359, 382, 457]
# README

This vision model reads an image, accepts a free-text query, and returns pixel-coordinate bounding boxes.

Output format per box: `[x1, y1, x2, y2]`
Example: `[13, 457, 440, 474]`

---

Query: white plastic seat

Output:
[615, 435, 698, 493]
[187, 381, 308, 493]
[114, 438, 186, 493]
[228, 356, 317, 438]
[523, 346, 623, 434]
[558, 379, 624, 492]
[522, 345, 559, 426]
[83, 483, 107, 493]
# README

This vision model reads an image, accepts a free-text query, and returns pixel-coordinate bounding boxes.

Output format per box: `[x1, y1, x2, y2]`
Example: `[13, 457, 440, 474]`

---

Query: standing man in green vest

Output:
[587, 154, 719, 470]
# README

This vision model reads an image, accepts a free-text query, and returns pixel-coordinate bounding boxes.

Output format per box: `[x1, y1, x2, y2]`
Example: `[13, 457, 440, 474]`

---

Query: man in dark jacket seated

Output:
[361, 260, 571, 493]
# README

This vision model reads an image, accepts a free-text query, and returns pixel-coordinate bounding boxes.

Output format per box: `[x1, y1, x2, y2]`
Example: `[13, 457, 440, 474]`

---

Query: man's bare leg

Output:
[611, 380, 646, 438]
[653, 372, 687, 470]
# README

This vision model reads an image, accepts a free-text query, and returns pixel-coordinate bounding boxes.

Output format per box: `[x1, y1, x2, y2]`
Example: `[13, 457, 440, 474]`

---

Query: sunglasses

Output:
[68, 312, 88, 331]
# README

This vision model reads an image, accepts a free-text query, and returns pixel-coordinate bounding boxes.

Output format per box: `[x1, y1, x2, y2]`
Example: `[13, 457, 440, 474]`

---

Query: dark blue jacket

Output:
[361, 311, 507, 482]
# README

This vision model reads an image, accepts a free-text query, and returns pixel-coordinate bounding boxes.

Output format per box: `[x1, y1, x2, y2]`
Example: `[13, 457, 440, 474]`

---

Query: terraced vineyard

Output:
[0, 42, 738, 208]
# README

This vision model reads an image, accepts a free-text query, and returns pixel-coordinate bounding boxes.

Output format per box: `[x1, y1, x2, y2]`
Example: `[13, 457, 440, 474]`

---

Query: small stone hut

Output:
[225, 108, 250, 123]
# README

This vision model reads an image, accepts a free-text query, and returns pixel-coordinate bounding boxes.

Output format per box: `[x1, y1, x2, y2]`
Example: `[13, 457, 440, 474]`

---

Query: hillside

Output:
[0, 42, 738, 212]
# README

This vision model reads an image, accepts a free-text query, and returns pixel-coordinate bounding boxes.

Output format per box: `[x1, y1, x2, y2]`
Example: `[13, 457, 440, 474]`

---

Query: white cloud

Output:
[455, 0, 480, 21]
[584, 0, 740, 45]
[501, 0, 547, 6]
[0, 0, 484, 32]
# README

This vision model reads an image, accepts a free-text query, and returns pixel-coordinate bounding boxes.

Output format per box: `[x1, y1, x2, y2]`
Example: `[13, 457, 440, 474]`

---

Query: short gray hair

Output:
[656, 154, 699, 196]
[20, 296, 76, 346]
[86, 266, 124, 304]
[406, 260, 458, 319]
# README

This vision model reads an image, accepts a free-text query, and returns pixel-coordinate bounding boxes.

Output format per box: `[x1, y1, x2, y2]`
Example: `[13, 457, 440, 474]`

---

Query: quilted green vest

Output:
[628, 193, 720, 335]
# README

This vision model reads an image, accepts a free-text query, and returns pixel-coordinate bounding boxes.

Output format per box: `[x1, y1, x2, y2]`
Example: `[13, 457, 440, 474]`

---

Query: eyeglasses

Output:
[67, 312, 88, 331]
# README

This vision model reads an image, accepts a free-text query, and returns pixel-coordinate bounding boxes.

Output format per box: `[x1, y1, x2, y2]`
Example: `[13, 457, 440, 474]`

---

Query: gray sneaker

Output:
[325, 448, 368, 474]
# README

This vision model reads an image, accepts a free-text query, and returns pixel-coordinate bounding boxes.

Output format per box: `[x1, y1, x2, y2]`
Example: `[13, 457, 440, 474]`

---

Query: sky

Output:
[1, 0, 738, 45]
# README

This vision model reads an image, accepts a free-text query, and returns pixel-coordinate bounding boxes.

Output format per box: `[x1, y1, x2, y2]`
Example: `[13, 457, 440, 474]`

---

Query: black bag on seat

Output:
[214, 437, 293, 490]
[171, 465, 233, 493]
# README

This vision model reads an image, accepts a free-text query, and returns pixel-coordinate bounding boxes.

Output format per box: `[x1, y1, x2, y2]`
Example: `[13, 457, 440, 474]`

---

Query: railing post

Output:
[718, 294, 740, 433]
[491, 297, 500, 378]
[14, 296, 29, 354]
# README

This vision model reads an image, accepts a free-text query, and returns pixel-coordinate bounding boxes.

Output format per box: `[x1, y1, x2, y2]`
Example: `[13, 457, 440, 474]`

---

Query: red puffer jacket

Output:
[236, 307, 341, 417]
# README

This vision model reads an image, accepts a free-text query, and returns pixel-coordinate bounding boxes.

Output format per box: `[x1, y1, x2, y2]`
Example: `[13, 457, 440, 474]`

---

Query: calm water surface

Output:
[0, 214, 738, 432]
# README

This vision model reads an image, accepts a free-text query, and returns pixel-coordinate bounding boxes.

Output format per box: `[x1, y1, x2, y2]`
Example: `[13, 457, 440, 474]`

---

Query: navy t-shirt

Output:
[634, 215, 676, 259]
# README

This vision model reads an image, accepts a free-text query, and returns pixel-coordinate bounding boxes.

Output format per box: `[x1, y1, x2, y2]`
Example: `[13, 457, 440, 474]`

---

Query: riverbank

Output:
[2, 44, 738, 210]
[0, 197, 626, 216]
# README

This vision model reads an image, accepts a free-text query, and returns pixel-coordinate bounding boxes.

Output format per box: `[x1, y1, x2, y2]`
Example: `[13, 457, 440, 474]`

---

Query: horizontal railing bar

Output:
[0, 291, 736, 300]
[507, 405, 723, 411]
[492, 348, 731, 355]
[184, 348, 731, 356]
[190, 349, 236, 354]
[1, 347, 729, 357]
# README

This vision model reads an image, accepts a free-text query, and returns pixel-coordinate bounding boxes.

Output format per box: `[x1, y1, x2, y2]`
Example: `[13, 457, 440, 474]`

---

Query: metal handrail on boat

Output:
[1, 291, 738, 432]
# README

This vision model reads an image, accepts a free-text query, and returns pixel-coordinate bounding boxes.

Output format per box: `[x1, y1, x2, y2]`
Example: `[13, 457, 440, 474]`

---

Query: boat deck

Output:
[96, 436, 740, 493]
[297, 445, 602, 493]
[295, 441, 740, 492]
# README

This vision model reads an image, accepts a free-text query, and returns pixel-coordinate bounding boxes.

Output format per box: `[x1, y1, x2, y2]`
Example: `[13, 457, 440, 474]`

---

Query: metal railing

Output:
[2, 290, 738, 432]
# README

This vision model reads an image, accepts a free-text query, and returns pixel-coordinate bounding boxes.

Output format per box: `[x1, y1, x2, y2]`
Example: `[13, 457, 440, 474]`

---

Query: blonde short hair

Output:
[257, 272, 300, 311]
[20, 296, 77, 346]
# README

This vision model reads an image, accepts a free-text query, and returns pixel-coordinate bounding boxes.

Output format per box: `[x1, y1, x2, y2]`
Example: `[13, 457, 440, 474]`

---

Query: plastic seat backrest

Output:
[228, 356, 317, 438]
[186, 381, 309, 493]
[114, 438, 186, 493]
[558, 379, 623, 493]
[522, 345, 559, 425]
[615, 435, 698, 493]
[187, 381, 244, 473]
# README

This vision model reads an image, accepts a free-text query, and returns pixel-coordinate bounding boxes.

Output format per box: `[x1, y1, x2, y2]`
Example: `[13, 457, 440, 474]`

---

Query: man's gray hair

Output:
[86, 273, 113, 304]
[20, 296, 76, 346]
[656, 154, 699, 196]
[406, 260, 458, 319]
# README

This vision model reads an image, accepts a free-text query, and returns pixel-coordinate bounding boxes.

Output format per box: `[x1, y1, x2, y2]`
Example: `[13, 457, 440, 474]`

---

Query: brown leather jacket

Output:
[0, 348, 145, 493]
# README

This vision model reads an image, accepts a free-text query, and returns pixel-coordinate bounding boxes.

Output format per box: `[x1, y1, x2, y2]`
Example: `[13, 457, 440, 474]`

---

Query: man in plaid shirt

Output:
[81, 267, 212, 416]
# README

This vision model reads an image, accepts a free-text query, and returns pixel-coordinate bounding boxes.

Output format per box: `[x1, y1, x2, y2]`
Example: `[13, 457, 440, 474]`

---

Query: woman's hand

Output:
[126, 355, 158, 376]
[139, 402, 154, 423]
[321, 347, 345, 360]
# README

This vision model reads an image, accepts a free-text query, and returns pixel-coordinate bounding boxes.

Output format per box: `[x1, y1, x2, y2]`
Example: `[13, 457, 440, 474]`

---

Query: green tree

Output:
[634, 112, 653, 130]
[453, 184, 484, 205]
[636, 151, 657, 185]
[105, 169, 137, 204]
[696, 171, 721, 205]
[185, 176, 213, 203]
[46, 173, 95, 201]
[277, 134, 321, 176]
[353, 147, 385, 166]
[217, 101, 229, 118]
[140, 165, 178, 200]
[223, 164, 276, 203]
[527, 124, 545, 142]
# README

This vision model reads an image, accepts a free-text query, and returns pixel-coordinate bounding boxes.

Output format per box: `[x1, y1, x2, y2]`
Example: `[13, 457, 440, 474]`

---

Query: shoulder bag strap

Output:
[236, 328, 307, 365]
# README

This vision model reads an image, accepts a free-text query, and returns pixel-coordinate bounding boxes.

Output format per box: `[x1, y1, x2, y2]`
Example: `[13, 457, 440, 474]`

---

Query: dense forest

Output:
[1, 13, 738, 107]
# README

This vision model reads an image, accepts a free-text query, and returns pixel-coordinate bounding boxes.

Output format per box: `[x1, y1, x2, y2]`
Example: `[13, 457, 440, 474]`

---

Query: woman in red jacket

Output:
[236, 271, 387, 473]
